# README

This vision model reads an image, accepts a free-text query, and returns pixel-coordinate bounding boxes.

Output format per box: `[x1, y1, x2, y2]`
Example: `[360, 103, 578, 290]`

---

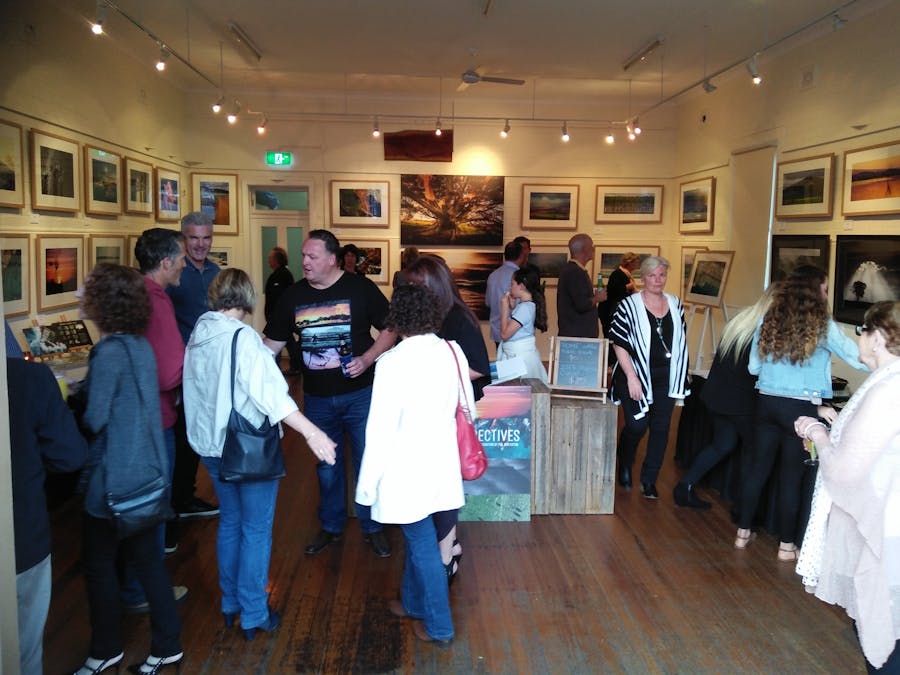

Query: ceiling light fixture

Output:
[561, 121, 570, 142]
[227, 100, 240, 124]
[372, 117, 380, 138]
[500, 119, 510, 138]
[212, 96, 224, 114]
[625, 121, 636, 141]
[257, 114, 267, 135]
[605, 129, 615, 144]
[225, 21, 262, 62]
[155, 47, 168, 71]
[633, 118, 641, 135]
[747, 54, 762, 85]
[622, 36, 663, 72]
[435, 118, 442, 136]
[702, 79, 717, 94]
[91, 1, 106, 34]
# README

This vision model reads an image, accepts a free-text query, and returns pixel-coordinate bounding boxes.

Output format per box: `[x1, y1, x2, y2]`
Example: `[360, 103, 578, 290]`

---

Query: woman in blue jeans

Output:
[357, 284, 469, 646]
[183, 269, 335, 640]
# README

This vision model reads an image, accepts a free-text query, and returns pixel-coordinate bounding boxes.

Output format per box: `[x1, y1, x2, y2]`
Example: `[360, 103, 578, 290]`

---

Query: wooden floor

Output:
[44, 388, 866, 674]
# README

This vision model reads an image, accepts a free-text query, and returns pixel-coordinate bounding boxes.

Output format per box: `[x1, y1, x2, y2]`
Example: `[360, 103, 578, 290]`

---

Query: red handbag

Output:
[446, 341, 488, 481]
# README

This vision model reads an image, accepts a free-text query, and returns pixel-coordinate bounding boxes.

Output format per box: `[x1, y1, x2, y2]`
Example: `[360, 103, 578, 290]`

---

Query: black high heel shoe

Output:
[243, 606, 280, 641]
[445, 539, 463, 586]
[74, 652, 124, 675]
[126, 652, 183, 674]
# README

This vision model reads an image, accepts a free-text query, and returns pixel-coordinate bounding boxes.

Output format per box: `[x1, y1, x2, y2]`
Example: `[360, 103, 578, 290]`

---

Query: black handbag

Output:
[106, 475, 172, 539]
[219, 328, 286, 482]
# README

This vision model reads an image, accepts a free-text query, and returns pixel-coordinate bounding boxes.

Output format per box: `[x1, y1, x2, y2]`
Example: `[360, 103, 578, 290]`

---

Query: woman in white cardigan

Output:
[609, 256, 689, 499]
[794, 301, 900, 671]
[356, 284, 470, 647]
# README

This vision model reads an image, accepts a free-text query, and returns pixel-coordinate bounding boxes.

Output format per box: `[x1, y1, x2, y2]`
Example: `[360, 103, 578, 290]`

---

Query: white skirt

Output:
[498, 336, 548, 384]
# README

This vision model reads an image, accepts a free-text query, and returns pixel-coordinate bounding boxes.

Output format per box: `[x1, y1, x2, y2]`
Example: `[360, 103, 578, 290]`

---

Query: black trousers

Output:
[82, 515, 181, 659]
[171, 401, 200, 510]
[682, 413, 755, 491]
[616, 367, 677, 485]
[738, 394, 816, 542]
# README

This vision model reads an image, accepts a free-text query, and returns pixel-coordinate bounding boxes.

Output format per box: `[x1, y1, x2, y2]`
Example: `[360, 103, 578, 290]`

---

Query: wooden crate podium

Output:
[532, 338, 618, 514]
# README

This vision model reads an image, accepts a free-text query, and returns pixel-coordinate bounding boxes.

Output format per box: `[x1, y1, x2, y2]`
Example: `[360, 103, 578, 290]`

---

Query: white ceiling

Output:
[62, 0, 890, 127]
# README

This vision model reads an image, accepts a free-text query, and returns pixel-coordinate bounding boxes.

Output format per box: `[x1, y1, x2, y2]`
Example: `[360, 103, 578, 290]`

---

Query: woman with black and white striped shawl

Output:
[609, 256, 690, 499]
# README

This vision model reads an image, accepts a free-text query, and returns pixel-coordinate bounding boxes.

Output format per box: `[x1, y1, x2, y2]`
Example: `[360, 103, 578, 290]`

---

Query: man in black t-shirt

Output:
[264, 230, 397, 557]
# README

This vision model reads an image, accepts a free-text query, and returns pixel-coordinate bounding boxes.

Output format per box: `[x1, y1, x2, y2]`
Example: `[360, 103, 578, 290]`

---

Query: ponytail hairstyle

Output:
[513, 266, 547, 332]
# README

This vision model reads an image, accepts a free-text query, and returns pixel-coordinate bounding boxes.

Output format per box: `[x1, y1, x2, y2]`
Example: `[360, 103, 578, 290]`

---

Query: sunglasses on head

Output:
[855, 324, 868, 336]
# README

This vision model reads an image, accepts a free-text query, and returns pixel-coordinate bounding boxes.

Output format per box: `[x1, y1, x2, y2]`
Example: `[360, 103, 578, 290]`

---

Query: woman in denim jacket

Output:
[734, 265, 868, 561]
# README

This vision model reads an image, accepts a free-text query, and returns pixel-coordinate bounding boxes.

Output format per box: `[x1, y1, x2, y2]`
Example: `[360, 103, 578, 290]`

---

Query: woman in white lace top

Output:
[794, 301, 900, 671]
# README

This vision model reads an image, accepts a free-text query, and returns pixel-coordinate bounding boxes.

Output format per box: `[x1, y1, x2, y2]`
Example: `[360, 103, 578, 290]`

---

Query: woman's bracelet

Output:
[803, 420, 828, 440]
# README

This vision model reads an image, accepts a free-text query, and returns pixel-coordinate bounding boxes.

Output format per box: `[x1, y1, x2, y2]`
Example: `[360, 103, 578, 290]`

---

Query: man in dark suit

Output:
[557, 233, 606, 337]
[7, 357, 87, 674]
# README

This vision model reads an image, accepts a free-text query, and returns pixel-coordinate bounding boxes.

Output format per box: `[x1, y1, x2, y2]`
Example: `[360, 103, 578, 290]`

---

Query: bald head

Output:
[568, 234, 594, 264]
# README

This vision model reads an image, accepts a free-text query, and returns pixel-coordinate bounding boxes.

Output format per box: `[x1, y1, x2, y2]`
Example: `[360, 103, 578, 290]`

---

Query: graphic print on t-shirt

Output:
[294, 299, 352, 370]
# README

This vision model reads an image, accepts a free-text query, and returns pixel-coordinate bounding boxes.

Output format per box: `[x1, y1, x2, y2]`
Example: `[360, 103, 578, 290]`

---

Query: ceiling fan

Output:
[459, 68, 525, 88]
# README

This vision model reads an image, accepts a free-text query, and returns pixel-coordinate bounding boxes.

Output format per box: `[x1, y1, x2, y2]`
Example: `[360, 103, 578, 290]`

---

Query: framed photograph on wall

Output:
[352, 239, 390, 285]
[769, 235, 830, 283]
[681, 245, 708, 297]
[36, 235, 84, 312]
[841, 140, 900, 216]
[89, 235, 127, 270]
[30, 130, 80, 212]
[679, 177, 716, 233]
[775, 154, 834, 219]
[521, 184, 579, 230]
[84, 146, 122, 216]
[594, 185, 663, 223]
[330, 180, 390, 227]
[419, 248, 503, 320]
[155, 168, 181, 222]
[127, 235, 140, 268]
[684, 250, 735, 307]
[593, 245, 659, 287]
[1, 233, 30, 316]
[0, 120, 25, 208]
[832, 235, 900, 324]
[192, 173, 239, 235]
[527, 245, 572, 286]
[401, 174, 504, 246]
[124, 157, 153, 215]
[208, 248, 232, 268]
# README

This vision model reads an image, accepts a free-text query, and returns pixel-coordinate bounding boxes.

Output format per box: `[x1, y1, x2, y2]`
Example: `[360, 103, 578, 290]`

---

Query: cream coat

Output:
[356, 334, 470, 524]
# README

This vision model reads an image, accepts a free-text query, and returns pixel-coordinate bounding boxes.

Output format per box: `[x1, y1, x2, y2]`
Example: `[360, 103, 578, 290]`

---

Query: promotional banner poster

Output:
[459, 384, 531, 522]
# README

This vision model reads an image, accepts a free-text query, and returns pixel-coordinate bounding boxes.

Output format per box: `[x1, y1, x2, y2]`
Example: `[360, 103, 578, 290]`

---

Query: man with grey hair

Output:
[166, 212, 221, 528]
[557, 233, 606, 337]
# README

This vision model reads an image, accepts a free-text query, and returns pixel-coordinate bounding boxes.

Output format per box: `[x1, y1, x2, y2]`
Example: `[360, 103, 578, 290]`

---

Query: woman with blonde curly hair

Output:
[735, 265, 868, 561]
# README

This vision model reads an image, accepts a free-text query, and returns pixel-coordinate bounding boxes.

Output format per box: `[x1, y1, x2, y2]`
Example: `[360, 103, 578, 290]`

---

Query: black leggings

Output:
[738, 394, 816, 542]
[682, 413, 755, 488]
[616, 368, 677, 485]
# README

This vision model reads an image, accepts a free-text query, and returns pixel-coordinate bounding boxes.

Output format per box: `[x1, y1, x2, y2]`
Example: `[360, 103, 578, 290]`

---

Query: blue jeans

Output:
[400, 516, 454, 641]
[16, 554, 51, 675]
[121, 426, 176, 605]
[304, 387, 381, 534]
[201, 456, 279, 630]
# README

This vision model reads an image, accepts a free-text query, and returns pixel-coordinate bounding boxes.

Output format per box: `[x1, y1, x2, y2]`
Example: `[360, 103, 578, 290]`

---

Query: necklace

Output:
[655, 316, 672, 359]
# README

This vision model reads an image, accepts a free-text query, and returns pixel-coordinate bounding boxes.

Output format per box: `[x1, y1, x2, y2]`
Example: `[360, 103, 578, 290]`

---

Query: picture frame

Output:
[521, 184, 579, 230]
[89, 235, 127, 270]
[208, 248, 232, 268]
[1, 233, 30, 316]
[127, 235, 140, 268]
[330, 180, 390, 227]
[832, 235, 900, 325]
[681, 245, 708, 297]
[192, 173, 239, 235]
[769, 235, 830, 283]
[419, 249, 503, 320]
[547, 336, 608, 395]
[841, 140, 900, 216]
[0, 120, 25, 208]
[124, 157, 153, 215]
[594, 184, 663, 224]
[155, 168, 181, 222]
[401, 174, 504, 246]
[775, 154, 834, 219]
[684, 250, 735, 307]
[36, 235, 84, 312]
[679, 177, 716, 233]
[30, 130, 80, 213]
[351, 239, 390, 285]
[593, 245, 660, 287]
[527, 245, 573, 287]
[84, 145, 122, 216]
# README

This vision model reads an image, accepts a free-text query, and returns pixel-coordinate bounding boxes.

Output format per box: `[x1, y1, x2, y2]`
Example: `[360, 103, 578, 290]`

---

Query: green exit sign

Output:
[265, 151, 293, 166]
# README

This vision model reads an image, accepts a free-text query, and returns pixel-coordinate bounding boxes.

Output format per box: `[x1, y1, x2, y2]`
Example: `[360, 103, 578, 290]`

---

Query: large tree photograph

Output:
[400, 174, 504, 246]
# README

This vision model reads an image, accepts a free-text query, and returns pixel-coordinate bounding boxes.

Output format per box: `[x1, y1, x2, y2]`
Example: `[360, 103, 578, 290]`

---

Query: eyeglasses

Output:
[855, 324, 868, 336]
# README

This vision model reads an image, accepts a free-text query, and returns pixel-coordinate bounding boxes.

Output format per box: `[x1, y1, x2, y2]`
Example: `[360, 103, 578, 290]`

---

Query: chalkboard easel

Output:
[547, 336, 609, 402]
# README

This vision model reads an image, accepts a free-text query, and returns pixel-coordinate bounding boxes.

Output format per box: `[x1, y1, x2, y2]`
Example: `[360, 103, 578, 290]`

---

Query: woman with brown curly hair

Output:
[735, 265, 868, 562]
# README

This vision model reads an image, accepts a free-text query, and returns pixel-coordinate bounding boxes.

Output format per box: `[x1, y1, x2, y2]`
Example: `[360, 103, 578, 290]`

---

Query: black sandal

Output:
[445, 539, 462, 586]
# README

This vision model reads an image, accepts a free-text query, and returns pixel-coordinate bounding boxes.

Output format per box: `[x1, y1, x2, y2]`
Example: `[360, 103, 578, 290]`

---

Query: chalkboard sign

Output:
[548, 336, 608, 395]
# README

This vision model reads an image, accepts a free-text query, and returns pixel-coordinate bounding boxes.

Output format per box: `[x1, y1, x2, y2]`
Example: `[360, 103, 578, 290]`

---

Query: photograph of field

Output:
[528, 191, 571, 220]
[401, 174, 504, 245]
[842, 143, 900, 216]
[781, 168, 825, 205]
